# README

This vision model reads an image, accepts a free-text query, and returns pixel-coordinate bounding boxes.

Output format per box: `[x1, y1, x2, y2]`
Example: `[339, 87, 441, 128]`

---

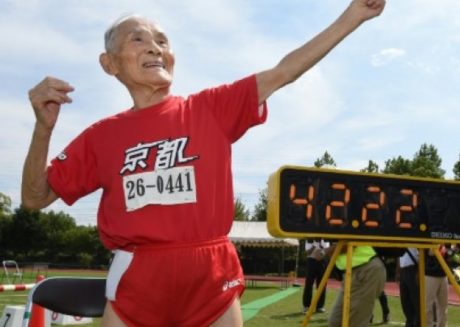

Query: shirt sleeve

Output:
[190, 74, 268, 143]
[47, 126, 100, 206]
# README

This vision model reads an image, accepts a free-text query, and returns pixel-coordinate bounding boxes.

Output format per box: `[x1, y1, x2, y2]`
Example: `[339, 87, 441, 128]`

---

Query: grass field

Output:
[1, 272, 459, 326]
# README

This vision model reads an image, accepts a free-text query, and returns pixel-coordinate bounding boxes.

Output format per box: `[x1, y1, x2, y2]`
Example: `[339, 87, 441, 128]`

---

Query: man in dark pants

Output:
[371, 291, 390, 323]
[396, 248, 420, 327]
[302, 238, 329, 314]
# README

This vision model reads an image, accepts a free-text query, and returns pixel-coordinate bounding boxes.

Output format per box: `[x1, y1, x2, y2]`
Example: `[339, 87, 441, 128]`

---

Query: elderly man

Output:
[22, 0, 385, 326]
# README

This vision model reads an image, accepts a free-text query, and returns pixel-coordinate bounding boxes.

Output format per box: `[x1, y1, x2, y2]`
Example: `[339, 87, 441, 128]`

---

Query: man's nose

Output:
[146, 40, 162, 55]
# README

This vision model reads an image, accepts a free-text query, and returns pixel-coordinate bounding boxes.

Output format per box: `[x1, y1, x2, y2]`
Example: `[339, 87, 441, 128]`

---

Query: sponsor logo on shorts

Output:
[222, 278, 242, 292]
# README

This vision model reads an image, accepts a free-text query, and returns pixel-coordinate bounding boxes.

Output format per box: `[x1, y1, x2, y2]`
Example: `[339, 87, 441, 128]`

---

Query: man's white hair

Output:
[104, 13, 144, 53]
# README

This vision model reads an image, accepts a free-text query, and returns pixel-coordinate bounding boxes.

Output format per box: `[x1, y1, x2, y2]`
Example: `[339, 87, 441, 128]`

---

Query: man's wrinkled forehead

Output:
[119, 18, 166, 37]
[104, 15, 169, 53]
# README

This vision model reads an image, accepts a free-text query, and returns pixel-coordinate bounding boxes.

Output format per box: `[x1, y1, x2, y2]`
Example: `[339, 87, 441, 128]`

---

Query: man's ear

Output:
[99, 53, 118, 76]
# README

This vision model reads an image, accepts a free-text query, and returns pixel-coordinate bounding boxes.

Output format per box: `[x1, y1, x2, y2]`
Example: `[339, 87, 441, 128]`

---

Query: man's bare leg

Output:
[101, 297, 242, 327]
[210, 297, 243, 327]
[100, 301, 128, 327]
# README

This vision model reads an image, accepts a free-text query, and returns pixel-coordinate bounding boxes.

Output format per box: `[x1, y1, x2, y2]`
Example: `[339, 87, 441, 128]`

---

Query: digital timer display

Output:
[267, 166, 460, 243]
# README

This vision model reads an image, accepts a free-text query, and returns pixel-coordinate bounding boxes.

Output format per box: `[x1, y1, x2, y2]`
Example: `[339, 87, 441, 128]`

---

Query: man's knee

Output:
[210, 297, 243, 327]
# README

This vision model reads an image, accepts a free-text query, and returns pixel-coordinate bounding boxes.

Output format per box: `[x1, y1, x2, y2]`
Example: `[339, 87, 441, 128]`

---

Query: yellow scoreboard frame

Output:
[267, 165, 460, 243]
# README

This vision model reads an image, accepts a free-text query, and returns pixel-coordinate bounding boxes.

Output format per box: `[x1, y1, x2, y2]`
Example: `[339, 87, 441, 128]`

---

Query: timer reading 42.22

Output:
[267, 166, 460, 243]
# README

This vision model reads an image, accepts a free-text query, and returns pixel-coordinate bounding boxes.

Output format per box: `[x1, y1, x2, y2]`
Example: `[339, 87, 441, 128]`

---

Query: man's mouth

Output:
[143, 62, 165, 69]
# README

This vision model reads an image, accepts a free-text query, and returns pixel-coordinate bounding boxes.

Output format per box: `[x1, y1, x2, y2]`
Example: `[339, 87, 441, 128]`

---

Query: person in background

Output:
[425, 244, 448, 327]
[396, 248, 420, 327]
[446, 244, 460, 264]
[446, 245, 460, 284]
[21, 0, 386, 326]
[314, 245, 385, 327]
[302, 238, 330, 314]
[371, 291, 390, 323]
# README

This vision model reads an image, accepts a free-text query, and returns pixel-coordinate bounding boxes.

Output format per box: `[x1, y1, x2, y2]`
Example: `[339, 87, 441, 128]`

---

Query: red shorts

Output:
[110, 236, 244, 327]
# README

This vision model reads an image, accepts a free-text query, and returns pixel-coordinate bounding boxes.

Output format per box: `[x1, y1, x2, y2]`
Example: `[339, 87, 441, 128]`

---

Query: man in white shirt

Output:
[396, 248, 420, 327]
[302, 238, 330, 314]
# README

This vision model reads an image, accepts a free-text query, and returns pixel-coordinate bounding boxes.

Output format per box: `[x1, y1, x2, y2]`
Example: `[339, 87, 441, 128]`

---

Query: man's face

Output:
[108, 17, 175, 90]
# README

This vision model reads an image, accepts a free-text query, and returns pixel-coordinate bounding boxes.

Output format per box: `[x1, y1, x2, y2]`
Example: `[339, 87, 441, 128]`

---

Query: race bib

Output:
[123, 166, 197, 211]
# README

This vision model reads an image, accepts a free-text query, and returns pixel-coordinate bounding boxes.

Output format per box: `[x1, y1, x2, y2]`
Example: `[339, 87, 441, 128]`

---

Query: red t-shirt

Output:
[48, 75, 267, 249]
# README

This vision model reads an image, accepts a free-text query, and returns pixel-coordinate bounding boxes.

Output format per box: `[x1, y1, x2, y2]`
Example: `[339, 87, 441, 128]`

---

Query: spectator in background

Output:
[302, 238, 330, 314]
[314, 245, 385, 327]
[396, 248, 420, 327]
[425, 245, 448, 327]
[371, 291, 390, 323]
[446, 244, 460, 264]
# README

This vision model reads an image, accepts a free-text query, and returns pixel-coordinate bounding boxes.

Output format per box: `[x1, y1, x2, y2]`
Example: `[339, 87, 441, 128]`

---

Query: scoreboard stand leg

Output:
[419, 248, 427, 327]
[342, 242, 354, 327]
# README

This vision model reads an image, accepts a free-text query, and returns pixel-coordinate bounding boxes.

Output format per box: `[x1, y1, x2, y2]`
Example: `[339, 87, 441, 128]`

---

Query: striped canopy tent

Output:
[228, 221, 299, 248]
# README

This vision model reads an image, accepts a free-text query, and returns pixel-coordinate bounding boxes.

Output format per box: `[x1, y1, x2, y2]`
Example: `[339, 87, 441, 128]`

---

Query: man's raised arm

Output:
[21, 77, 74, 209]
[256, 0, 385, 104]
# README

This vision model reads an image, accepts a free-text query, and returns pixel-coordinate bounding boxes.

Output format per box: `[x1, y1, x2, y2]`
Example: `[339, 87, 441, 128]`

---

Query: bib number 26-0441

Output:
[123, 166, 197, 211]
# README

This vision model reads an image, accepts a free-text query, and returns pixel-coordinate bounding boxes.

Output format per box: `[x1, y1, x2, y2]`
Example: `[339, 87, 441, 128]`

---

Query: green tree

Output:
[383, 144, 445, 179]
[64, 226, 96, 253]
[382, 156, 412, 175]
[39, 211, 77, 261]
[4, 206, 43, 258]
[87, 226, 111, 267]
[77, 252, 93, 268]
[0, 206, 111, 266]
[0, 214, 12, 247]
[0, 192, 12, 216]
[234, 197, 250, 221]
[360, 160, 379, 173]
[453, 154, 460, 181]
[252, 187, 268, 221]
[314, 151, 336, 168]
[0, 193, 12, 246]
[411, 143, 445, 179]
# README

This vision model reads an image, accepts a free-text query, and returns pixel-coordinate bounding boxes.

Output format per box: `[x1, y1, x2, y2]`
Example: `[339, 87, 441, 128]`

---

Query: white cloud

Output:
[371, 48, 406, 67]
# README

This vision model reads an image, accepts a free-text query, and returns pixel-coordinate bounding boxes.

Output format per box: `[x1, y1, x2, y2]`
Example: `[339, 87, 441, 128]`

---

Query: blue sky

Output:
[1, 0, 460, 225]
